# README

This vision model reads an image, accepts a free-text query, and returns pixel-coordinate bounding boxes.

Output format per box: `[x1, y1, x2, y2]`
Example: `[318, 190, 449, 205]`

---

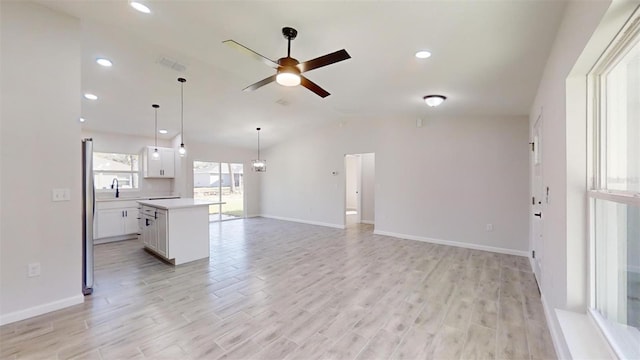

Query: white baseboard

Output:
[0, 294, 84, 326]
[373, 229, 529, 257]
[259, 215, 345, 229]
[541, 294, 571, 359]
[361, 220, 375, 225]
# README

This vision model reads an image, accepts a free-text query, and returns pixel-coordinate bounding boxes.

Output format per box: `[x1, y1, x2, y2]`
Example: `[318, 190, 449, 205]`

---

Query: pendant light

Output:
[252, 127, 266, 172]
[177, 77, 187, 157]
[152, 104, 160, 160]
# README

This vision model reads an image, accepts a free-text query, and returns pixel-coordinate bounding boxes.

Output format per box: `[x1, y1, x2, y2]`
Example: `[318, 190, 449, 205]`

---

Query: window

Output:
[589, 14, 640, 359]
[93, 152, 139, 190]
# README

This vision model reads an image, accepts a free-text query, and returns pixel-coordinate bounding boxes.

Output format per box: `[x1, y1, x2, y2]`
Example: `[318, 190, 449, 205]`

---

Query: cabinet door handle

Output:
[125, 210, 128, 217]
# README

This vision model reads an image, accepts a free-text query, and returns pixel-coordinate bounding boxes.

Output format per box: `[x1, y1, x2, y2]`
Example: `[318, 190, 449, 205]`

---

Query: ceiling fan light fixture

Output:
[276, 68, 301, 87]
[423, 95, 446, 107]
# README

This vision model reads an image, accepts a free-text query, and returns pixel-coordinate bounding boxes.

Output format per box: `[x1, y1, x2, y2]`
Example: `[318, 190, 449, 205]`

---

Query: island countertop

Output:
[137, 198, 222, 210]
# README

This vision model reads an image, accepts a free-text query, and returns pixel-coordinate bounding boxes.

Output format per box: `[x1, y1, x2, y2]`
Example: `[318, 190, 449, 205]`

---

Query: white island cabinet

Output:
[137, 198, 215, 265]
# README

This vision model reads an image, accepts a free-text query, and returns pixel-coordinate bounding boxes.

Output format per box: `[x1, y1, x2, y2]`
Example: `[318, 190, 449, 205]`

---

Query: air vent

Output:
[157, 56, 186, 72]
[275, 98, 291, 106]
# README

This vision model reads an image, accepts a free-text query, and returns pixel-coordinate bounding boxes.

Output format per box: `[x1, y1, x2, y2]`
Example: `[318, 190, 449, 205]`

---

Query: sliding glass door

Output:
[193, 161, 244, 221]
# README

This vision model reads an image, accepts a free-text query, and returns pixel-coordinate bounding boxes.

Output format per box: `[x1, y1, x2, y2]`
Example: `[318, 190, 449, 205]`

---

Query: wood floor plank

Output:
[0, 218, 555, 360]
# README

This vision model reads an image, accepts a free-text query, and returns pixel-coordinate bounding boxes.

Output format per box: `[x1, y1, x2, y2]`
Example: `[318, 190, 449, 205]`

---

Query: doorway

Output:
[344, 153, 375, 227]
[531, 115, 544, 288]
[193, 161, 245, 221]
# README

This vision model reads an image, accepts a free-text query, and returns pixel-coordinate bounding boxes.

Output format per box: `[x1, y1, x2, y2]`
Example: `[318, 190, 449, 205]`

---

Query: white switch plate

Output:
[52, 188, 70, 202]
[28, 262, 40, 277]
[486, 224, 494, 231]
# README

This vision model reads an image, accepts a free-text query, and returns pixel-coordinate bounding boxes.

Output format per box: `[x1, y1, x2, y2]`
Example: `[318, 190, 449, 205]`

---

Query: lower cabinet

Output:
[141, 206, 168, 258]
[94, 201, 140, 241]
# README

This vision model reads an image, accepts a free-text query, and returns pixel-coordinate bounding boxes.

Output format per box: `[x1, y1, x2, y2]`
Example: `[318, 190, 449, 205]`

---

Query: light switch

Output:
[52, 188, 70, 202]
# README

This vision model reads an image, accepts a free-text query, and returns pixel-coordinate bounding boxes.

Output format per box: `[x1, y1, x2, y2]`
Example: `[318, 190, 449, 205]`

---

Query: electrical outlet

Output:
[486, 224, 494, 231]
[28, 262, 41, 277]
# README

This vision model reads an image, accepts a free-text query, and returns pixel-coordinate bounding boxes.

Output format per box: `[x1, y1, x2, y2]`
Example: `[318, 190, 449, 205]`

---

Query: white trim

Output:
[588, 190, 640, 205]
[361, 220, 375, 225]
[259, 215, 345, 229]
[541, 294, 571, 360]
[372, 230, 528, 257]
[588, 308, 638, 359]
[0, 294, 84, 326]
[556, 309, 617, 360]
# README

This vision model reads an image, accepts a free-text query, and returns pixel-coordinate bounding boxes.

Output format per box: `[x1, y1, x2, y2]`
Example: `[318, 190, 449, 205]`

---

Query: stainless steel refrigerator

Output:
[82, 138, 94, 295]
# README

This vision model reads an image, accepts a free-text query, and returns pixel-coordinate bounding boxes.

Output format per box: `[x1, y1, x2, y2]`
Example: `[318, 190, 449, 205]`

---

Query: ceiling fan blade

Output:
[223, 40, 279, 69]
[300, 75, 330, 98]
[297, 49, 351, 73]
[242, 75, 277, 91]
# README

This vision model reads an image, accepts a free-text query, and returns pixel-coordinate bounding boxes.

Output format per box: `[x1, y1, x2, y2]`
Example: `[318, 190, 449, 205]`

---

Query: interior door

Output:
[532, 116, 544, 287]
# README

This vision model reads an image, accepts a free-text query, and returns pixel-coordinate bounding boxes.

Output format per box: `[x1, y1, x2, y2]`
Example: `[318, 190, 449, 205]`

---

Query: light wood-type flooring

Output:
[1, 218, 556, 359]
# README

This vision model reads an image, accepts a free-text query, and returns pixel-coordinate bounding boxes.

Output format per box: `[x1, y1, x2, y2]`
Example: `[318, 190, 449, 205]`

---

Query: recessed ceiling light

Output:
[96, 58, 112, 67]
[423, 95, 446, 107]
[79, 117, 85, 123]
[415, 50, 432, 59]
[83, 93, 98, 100]
[130, 2, 151, 13]
[158, 129, 168, 134]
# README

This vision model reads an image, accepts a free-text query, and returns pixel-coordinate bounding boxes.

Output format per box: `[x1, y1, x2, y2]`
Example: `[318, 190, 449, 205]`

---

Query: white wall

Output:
[172, 138, 260, 217]
[345, 155, 358, 210]
[0, 2, 83, 324]
[260, 115, 529, 254]
[527, 0, 617, 357]
[361, 153, 375, 224]
[81, 130, 174, 198]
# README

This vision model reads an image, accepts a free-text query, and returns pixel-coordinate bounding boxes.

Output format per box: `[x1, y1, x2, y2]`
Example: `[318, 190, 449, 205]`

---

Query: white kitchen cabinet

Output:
[138, 199, 212, 265]
[156, 210, 168, 257]
[142, 146, 175, 178]
[94, 201, 140, 242]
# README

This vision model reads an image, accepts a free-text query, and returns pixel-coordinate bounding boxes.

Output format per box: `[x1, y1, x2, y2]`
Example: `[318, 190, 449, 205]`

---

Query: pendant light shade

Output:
[178, 77, 187, 157]
[252, 127, 266, 172]
[152, 104, 160, 160]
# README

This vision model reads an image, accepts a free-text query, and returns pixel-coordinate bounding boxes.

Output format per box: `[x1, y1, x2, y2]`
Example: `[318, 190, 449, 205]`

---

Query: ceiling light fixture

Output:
[158, 129, 168, 134]
[130, 1, 151, 13]
[83, 93, 98, 100]
[252, 128, 266, 172]
[423, 95, 446, 107]
[79, 117, 85, 123]
[152, 104, 160, 160]
[415, 50, 432, 59]
[276, 66, 301, 87]
[96, 58, 113, 67]
[177, 77, 187, 157]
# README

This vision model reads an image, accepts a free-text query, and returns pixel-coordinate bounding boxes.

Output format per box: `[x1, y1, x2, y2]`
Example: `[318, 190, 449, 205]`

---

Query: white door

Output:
[95, 209, 125, 239]
[355, 155, 362, 223]
[532, 116, 544, 287]
[146, 148, 162, 177]
[156, 210, 168, 256]
[160, 148, 175, 177]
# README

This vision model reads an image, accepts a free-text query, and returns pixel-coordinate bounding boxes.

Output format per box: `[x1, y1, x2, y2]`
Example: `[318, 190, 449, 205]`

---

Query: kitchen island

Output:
[137, 198, 219, 265]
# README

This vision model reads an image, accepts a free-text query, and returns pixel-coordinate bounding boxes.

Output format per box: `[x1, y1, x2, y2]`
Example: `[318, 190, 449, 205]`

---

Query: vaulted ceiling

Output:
[41, 1, 566, 149]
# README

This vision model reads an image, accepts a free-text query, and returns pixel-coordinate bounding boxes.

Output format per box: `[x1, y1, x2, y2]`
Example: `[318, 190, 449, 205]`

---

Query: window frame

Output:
[587, 9, 640, 359]
[93, 152, 141, 192]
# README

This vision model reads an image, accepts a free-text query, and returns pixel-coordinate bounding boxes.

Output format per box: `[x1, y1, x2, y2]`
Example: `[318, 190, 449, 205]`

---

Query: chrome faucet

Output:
[110, 178, 119, 198]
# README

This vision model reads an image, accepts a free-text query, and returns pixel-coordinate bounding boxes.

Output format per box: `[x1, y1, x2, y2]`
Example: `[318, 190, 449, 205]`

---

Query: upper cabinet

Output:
[142, 146, 175, 178]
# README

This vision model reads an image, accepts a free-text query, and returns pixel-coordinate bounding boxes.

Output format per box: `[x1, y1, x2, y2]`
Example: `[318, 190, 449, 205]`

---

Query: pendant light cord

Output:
[257, 129, 260, 160]
[178, 78, 186, 147]
[151, 104, 160, 151]
[180, 81, 184, 144]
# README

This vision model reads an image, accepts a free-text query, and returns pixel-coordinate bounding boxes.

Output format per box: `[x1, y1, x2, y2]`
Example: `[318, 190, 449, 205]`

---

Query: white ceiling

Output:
[41, 0, 566, 149]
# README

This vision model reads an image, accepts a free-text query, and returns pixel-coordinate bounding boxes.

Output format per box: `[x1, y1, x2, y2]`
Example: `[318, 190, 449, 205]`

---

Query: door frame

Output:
[343, 154, 362, 223]
[531, 113, 544, 288]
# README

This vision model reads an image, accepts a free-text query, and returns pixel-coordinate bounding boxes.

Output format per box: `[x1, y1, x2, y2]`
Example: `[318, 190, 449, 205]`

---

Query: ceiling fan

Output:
[223, 27, 351, 98]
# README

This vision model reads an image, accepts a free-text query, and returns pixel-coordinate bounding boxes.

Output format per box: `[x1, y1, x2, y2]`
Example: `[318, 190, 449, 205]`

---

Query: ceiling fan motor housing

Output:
[282, 27, 298, 40]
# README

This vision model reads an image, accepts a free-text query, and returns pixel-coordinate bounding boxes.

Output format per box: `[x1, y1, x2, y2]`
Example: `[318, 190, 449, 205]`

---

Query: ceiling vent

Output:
[157, 56, 186, 72]
[275, 98, 291, 106]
